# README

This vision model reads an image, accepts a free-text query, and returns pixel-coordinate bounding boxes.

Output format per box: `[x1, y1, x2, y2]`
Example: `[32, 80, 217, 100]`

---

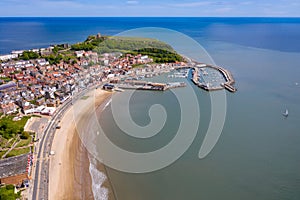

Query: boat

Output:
[282, 109, 289, 117]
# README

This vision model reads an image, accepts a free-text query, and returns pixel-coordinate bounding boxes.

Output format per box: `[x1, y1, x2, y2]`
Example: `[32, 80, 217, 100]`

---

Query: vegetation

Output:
[6, 147, 31, 158]
[0, 77, 12, 83]
[0, 185, 21, 200]
[131, 64, 145, 68]
[71, 35, 183, 63]
[0, 150, 7, 158]
[29, 99, 37, 105]
[10, 34, 183, 66]
[71, 36, 106, 51]
[71, 35, 175, 54]
[130, 48, 184, 63]
[42, 54, 63, 65]
[42, 52, 76, 65]
[19, 51, 40, 60]
[8, 138, 16, 147]
[20, 132, 30, 140]
[0, 116, 31, 139]
[95, 36, 174, 54]
[0, 138, 16, 149]
[15, 136, 32, 148]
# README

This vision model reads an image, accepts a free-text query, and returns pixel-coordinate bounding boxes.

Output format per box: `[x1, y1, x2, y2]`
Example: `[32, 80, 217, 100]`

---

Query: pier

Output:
[113, 81, 186, 91]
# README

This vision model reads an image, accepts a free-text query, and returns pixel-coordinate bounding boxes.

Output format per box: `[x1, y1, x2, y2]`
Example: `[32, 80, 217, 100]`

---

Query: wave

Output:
[102, 98, 112, 111]
[89, 157, 109, 200]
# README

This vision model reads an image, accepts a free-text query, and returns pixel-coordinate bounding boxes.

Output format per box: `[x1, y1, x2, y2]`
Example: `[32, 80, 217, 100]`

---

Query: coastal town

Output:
[0, 34, 236, 199]
[0, 34, 186, 199]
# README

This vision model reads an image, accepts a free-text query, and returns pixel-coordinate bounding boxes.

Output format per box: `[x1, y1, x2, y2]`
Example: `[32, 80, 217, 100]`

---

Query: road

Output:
[32, 98, 72, 200]
[31, 86, 99, 200]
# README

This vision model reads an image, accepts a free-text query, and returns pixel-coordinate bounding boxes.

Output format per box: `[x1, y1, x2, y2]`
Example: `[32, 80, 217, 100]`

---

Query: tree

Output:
[20, 51, 40, 60]
[53, 46, 59, 54]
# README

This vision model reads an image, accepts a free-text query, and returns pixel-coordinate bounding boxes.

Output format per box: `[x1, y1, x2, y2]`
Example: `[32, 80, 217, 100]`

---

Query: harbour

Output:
[0, 17, 298, 200]
[103, 62, 236, 93]
[191, 64, 237, 92]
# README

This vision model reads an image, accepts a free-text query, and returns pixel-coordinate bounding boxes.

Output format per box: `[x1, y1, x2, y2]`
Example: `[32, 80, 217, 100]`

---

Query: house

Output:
[0, 54, 18, 61]
[75, 50, 85, 58]
[41, 106, 56, 115]
[0, 102, 18, 114]
[0, 82, 17, 92]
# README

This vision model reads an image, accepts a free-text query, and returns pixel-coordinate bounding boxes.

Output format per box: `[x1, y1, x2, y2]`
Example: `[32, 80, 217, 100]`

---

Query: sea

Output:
[1, 17, 300, 200]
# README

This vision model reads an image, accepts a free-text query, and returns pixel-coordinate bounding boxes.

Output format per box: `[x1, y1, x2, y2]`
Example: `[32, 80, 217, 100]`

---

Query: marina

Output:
[191, 64, 237, 92]
[104, 63, 236, 93]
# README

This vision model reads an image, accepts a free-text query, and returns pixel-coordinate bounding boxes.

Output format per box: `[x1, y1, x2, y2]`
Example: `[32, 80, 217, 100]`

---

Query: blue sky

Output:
[0, 0, 299, 17]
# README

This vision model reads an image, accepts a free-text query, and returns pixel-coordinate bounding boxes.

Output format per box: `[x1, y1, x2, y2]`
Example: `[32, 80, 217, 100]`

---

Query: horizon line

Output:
[1, 16, 300, 18]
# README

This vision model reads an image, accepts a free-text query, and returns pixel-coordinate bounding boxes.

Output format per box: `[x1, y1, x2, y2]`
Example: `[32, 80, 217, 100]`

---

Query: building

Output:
[75, 50, 85, 58]
[0, 154, 31, 185]
[0, 54, 18, 61]
[0, 102, 18, 115]
[0, 81, 17, 92]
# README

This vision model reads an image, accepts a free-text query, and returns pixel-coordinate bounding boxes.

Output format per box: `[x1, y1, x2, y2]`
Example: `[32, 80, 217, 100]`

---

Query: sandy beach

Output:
[49, 89, 114, 200]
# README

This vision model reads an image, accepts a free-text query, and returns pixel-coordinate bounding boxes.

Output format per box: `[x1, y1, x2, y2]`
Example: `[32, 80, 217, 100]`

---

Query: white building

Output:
[75, 50, 85, 58]
[0, 54, 18, 61]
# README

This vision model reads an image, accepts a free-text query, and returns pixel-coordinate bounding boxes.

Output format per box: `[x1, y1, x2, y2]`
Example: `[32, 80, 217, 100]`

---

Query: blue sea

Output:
[1, 17, 300, 54]
[1, 17, 300, 200]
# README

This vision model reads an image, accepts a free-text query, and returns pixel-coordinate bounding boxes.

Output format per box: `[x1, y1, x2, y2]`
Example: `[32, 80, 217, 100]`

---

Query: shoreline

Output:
[49, 89, 114, 200]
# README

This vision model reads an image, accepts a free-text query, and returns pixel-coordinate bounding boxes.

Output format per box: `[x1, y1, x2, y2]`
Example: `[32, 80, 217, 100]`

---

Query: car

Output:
[23, 179, 30, 187]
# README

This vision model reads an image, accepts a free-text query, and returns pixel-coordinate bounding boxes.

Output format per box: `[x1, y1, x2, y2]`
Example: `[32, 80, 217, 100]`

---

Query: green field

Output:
[0, 116, 31, 139]
[15, 136, 32, 148]
[5, 147, 31, 158]
[0, 185, 21, 200]
[0, 116, 33, 159]
[0, 150, 7, 158]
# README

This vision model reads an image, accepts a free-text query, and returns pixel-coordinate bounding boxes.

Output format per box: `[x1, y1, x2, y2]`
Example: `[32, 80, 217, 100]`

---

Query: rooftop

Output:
[0, 154, 29, 179]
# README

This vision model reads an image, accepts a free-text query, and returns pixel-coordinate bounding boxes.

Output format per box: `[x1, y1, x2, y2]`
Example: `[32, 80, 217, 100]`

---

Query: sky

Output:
[0, 0, 299, 17]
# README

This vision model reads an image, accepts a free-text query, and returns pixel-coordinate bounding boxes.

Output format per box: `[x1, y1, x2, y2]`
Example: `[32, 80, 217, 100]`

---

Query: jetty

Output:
[112, 81, 186, 91]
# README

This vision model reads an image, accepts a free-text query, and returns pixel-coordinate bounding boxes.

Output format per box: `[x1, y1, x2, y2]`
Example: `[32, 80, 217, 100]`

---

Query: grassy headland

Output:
[13, 35, 184, 65]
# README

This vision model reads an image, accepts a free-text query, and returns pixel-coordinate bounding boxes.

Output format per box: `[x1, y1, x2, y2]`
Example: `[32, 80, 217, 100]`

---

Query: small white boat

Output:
[282, 109, 289, 117]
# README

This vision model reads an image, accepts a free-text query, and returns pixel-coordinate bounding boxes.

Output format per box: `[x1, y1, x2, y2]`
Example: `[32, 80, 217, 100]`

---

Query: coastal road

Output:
[32, 98, 72, 200]
[31, 86, 99, 200]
